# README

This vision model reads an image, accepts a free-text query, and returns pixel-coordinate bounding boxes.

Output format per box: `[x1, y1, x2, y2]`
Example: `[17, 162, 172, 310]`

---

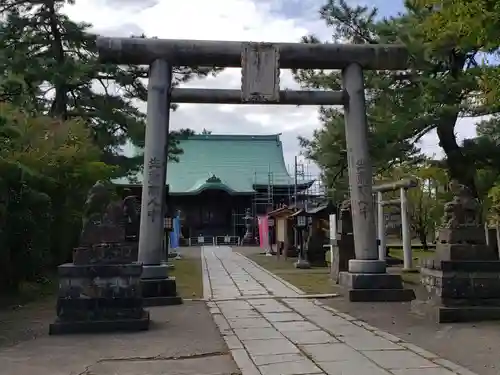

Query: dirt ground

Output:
[0, 302, 236, 375]
[0, 247, 237, 375]
[0, 247, 204, 349]
[237, 246, 500, 375]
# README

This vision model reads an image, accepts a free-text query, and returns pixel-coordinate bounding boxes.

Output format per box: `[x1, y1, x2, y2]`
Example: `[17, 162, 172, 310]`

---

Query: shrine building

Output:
[114, 134, 313, 242]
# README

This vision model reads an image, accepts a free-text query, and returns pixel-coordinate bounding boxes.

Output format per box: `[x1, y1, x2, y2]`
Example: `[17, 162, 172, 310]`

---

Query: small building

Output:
[303, 201, 337, 265]
[114, 134, 313, 241]
[268, 206, 296, 257]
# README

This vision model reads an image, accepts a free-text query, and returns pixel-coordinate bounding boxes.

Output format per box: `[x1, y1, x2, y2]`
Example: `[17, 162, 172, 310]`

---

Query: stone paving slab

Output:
[202, 246, 480, 375]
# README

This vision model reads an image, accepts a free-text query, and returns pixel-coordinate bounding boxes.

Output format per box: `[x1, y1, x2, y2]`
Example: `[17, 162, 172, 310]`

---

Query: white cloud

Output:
[63, 0, 482, 174]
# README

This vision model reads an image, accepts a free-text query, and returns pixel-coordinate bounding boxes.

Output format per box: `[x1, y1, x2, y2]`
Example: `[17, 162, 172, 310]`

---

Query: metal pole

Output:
[293, 156, 298, 207]
[377, 191, 386, 261]
[400, 187, 413, 270]
[138, 59, 172, 278]
[342, 63, 385, 274]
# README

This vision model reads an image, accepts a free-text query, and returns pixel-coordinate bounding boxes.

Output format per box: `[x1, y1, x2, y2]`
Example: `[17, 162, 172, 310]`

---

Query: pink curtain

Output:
[258, 216, 269, 249]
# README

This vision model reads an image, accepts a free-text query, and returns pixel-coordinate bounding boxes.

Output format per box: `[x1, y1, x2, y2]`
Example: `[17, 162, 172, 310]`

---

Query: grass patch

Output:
[388, 248, 434, 285]
[389, 248, 435, 262]
[170, 257, 203, 299]
[249, 254, 335, 295]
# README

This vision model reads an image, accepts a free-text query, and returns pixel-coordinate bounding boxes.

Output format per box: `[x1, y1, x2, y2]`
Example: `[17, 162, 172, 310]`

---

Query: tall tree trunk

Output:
[45, 0, 68, 119]
[436, 51, 479, 199]
[436, 119, 478, 198]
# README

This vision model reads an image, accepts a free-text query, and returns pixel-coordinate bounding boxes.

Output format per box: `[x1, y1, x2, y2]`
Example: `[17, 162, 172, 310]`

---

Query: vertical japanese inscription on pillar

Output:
[354, 158, 372, 220]
[147, 157, 162, 222]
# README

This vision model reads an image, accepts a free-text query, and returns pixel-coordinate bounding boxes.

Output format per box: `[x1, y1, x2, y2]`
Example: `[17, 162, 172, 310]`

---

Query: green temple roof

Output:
[114, 134, 313, 195]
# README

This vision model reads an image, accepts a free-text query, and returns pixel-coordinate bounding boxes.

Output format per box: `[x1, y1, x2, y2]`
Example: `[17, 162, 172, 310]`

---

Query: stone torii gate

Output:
[374, 178, 418, 271]
[96, 37, 415, 302]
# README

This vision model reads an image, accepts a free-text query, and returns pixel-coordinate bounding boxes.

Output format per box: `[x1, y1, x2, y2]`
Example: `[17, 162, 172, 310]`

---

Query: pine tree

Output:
[0, 0, 219, 175]
[295, 0, 500, 198]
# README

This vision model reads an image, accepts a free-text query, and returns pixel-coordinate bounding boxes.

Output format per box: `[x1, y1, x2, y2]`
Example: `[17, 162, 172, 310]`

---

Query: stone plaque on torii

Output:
[96, 36, 414, 302]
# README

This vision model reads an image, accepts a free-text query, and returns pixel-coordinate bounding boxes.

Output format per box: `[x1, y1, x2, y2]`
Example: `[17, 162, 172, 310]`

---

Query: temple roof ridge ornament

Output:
[206, 173, 222, 183]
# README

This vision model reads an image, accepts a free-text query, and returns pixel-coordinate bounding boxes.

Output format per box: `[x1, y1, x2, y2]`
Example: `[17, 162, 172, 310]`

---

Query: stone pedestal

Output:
[330, 235, 355, 284]
[141, 264, 183, 307]
[49, 243, 150, 335]
[339, 258, 415, 302]
[413, 226, 500, 323]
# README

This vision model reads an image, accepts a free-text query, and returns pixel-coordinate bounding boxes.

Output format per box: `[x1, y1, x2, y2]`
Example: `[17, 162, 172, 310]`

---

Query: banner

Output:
[257, 215, 269, 249]
[169, 215, 181, 249]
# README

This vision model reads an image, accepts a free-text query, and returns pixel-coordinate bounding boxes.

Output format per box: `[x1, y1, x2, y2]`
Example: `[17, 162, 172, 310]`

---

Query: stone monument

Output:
[49, 181, 150, 335]
[414, 180, 500, 322]
[330, 199, 356, 283]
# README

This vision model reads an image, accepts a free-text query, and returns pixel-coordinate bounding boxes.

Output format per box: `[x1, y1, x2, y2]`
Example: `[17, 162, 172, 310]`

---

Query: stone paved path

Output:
[202, 246, 478, 375]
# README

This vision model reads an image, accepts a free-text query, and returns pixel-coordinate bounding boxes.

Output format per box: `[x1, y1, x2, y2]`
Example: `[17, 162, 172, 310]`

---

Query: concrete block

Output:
[363, 349, 439, 370]
[262, 312, 304, 322]
[301, 343, 364, 362]
[244, 338, 299, 356]
[258, 359, 322, 375]
[283, 330, 338, 345]
[273, 321, 319, 332]
[318, 360, 393, 375]
[340, 334, 402, 351]
[235, 327, 282, 340]
[227, 318, 272, 329]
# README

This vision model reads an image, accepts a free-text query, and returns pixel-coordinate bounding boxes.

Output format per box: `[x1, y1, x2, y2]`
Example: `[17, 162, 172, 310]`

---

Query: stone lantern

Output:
[293, 210, 311, 269]
[242, 208, 254, 244]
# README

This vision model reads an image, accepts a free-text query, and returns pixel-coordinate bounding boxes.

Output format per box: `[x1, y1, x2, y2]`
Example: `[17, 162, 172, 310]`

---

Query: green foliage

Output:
[0, 0, 218, 294]
[0, 103, 115, 292]
[295, 0, 500, 198]
[413, 0, 500, 111]
[488, 183, 500, 223]
[377, 162, 450, 246]
[0, 0, 218, 175]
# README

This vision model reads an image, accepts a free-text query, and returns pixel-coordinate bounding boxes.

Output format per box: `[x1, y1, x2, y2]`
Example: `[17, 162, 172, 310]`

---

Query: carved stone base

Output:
[49, 310, 150, 335]
[339, 272, 415, 302]
[56, 298, 145, 320]
[415, 260, 500, 322]
[437, 227, 486, 245]
[434, 243, 496, 261]
[141, 277, 183, 307]
[412, 300, 500, 323]
[57, 263, 142, 299]
[73, 242, 138, 265]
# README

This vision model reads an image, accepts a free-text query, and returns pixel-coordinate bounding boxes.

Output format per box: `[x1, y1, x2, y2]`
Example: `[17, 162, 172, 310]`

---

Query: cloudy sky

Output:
[63, 0, 479, 173]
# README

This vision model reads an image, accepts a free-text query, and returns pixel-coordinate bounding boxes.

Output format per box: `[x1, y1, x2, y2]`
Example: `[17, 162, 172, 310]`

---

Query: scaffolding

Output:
[230, 159, 325, 239]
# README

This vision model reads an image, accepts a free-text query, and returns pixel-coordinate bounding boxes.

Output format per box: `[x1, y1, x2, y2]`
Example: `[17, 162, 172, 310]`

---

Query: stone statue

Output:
[441, 180, 480, 228]
[80, 181, 125, 245]
[82, 181, 111, 230]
